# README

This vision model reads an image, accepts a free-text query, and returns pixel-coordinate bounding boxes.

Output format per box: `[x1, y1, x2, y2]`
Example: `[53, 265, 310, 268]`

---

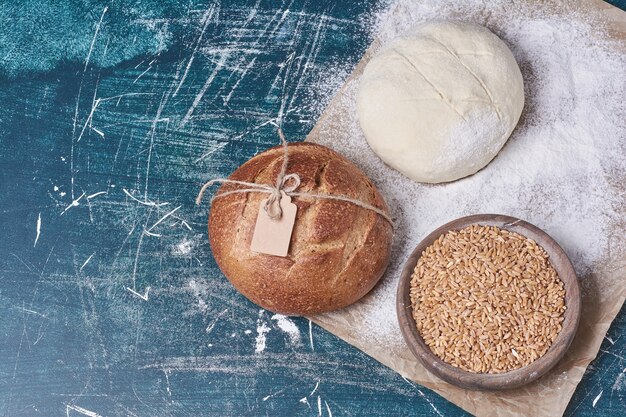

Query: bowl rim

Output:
[396, 214, 581, 391]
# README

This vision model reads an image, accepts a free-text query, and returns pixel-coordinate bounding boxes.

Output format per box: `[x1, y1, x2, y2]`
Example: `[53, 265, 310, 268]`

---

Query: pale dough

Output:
[357, 21, 524, 183]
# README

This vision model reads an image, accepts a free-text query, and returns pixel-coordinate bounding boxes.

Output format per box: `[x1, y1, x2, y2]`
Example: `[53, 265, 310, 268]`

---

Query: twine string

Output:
[195, 128, 393, 226]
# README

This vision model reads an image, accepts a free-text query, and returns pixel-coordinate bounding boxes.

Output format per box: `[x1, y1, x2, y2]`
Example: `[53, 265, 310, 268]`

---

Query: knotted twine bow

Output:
[195, 127, 394, 226]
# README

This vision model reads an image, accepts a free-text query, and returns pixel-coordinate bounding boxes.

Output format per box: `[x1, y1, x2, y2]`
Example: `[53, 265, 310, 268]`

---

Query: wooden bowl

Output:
[396, 214, 581, 391]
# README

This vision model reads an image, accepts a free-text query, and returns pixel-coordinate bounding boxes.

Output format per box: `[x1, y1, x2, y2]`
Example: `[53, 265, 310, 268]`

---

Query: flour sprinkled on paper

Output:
[308, 0, 626, 353]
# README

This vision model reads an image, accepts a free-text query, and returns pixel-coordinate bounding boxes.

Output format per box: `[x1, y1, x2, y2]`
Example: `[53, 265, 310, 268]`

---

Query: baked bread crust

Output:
[208, 142, 393, 315]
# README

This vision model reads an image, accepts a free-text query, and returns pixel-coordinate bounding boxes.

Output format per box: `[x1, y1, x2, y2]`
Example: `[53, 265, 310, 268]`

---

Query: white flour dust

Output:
[171, 235, 203, 257]
[188, 279, 209, 313]
[613, 369, 626, 391]
[271, 314, 302, 346]
[172, 239, 194, 256]
[308, 0, 626, 348]
[255, 310, 271, 353]
[255, 310, 303, 353]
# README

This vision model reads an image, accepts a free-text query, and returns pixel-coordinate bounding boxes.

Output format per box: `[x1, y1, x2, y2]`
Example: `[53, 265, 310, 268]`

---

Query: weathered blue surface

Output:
[0, 1, 624, 416]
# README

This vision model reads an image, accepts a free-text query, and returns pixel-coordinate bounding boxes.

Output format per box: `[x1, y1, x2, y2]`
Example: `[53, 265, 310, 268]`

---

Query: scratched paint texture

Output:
[0, 1, 624, 416]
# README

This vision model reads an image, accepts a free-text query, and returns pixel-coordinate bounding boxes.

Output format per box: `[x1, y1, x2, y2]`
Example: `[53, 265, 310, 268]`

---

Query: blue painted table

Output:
[1, 1, 624, 416]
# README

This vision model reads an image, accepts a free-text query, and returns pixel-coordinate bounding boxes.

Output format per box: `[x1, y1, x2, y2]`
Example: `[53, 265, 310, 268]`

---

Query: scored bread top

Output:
[208, 142, 393, 315]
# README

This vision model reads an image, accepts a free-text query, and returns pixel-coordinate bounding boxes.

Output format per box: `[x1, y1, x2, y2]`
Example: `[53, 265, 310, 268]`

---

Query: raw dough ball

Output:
[357, 21, 524, 183]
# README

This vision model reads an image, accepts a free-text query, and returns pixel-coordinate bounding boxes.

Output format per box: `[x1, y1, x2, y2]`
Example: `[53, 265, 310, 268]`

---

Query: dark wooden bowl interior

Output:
[396, 214, 581, 391]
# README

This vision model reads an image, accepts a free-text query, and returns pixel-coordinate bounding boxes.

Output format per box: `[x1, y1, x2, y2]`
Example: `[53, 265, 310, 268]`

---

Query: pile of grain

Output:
[410, 224, 566, 373]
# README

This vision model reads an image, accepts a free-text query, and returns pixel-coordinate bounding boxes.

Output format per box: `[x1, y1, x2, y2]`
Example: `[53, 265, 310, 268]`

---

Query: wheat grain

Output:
[410, 224, 566, 374]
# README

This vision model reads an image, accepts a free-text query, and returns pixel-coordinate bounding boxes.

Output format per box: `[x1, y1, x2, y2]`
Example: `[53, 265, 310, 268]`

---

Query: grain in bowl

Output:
[410, 224, 566, 374]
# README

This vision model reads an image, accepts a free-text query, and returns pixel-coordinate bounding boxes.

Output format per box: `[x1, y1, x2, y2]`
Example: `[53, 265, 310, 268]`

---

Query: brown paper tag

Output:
[250, 191, 297, 257]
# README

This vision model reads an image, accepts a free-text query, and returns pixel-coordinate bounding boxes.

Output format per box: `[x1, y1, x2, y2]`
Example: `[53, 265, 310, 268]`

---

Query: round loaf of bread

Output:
[208, 142, 393, 315]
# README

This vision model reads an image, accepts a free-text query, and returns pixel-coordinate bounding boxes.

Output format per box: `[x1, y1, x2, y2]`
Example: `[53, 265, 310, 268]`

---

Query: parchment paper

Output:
[305, 1, 626, 416]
